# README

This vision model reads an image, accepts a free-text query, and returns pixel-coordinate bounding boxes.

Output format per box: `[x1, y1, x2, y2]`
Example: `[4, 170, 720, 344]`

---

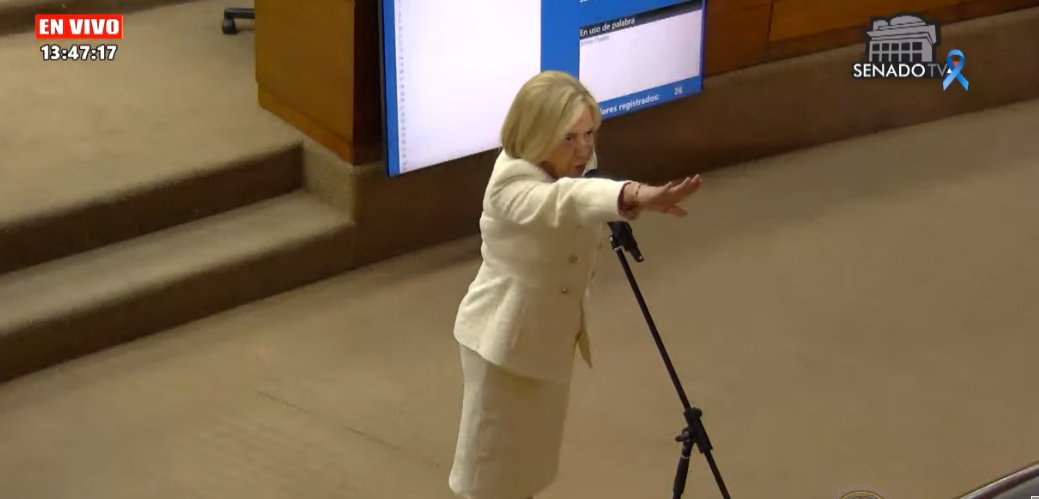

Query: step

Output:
[0, 191, 355, 383]
[0, 0, 296, 274]
[0, 144, 303, 275]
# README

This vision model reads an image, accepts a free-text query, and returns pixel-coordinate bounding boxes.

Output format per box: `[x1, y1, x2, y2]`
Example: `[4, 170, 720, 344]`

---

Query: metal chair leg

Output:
[222, 7, 255, 35]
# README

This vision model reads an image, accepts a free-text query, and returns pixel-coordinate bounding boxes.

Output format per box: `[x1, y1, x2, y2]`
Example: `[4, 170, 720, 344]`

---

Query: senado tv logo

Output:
[851, 14, 969, 91]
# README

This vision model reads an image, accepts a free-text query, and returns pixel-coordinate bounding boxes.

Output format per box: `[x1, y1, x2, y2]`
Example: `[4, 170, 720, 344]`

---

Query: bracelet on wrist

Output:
[619, 182, 643, 212]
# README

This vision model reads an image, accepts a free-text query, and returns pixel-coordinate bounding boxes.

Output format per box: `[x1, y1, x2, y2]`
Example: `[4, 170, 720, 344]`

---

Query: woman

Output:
[449, 70, 703, 499]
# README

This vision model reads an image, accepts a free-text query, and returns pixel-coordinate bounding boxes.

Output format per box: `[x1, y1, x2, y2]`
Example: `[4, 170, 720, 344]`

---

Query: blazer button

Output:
[568, 255, 578, 263]
[561, 287, 570, 295]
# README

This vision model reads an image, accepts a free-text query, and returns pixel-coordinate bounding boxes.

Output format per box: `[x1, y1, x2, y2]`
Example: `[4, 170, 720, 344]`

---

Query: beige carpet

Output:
[1, 99, 1037, 498]
[0, 0, 287, 228]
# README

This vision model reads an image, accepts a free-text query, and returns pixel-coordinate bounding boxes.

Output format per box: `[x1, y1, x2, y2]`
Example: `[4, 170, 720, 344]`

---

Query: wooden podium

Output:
[254, 0, 383, 165]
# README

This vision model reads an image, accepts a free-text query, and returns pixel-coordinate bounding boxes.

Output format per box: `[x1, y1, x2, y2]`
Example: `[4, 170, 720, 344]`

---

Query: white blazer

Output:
[453, 150, 631, 382]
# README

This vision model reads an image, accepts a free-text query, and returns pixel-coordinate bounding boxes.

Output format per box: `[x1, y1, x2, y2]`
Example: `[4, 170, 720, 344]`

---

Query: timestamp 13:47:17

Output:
[40, 44, 119, 61]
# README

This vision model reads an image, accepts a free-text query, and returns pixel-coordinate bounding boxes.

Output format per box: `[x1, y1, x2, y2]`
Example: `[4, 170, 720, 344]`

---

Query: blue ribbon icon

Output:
[943, 49, 969, 91]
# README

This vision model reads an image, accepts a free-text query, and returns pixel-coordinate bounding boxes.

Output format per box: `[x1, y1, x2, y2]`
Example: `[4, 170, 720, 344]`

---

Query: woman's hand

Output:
[623, 175, 703, 216]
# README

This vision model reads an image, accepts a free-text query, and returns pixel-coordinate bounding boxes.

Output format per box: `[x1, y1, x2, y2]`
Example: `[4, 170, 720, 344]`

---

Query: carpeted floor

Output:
[0, 98, 1036, 498]
[0, 0, 286, 228]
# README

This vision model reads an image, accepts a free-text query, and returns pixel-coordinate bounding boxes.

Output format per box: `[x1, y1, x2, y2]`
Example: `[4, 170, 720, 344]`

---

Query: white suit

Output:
[453, 150, 631, 382]
[449, 150, 631, 499]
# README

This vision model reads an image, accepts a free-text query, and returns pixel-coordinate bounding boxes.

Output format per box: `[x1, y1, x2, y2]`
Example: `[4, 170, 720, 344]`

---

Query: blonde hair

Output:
[500, 70, 602, 164]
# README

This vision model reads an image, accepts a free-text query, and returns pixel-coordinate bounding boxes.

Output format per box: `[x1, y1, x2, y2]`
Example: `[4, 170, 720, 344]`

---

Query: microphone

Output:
[583, 168, 644, 261]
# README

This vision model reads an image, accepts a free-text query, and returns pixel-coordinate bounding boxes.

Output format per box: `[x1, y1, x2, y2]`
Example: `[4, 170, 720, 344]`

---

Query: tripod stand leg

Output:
[611, 243, 731, 499]
[686, 408, 732, 499]
[672, 429, 695, 499]
[704, 451, 732, 499]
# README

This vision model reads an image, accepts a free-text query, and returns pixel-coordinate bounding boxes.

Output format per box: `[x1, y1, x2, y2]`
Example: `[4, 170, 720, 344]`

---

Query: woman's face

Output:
[542, 106, 597, 179]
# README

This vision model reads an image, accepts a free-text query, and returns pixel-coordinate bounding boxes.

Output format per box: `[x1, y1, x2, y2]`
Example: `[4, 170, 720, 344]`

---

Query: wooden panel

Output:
[256, 0, 355, 138]
[255, 0, 382, 163]
[706, 0, 774, 14]
[763, 2, 964, 63]
[351, 0, 383, 149]
[960, 0, 1039, 19]
[704, 1, 773, 74]
[769, 0, 960, 42]
[258, 88, 382, 164]
[703, 0, 1039, 75]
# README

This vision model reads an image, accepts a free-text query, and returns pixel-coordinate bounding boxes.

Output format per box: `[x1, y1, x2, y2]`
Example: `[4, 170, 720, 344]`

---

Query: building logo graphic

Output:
[851, 14, 969, 91]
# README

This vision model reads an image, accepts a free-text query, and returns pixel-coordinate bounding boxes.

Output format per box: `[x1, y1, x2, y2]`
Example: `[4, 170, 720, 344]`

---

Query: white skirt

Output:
[449, 344, 574, 499]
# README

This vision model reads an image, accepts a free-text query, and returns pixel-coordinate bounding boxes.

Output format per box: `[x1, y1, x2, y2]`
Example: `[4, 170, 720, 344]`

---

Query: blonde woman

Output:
[449, 70, 702, 499]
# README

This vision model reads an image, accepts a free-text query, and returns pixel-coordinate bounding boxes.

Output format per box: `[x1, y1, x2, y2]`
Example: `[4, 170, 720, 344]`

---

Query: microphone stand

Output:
[608, 225, 732, 499]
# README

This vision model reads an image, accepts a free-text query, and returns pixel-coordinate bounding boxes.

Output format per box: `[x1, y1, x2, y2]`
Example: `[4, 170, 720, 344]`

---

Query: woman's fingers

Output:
[677, 176, 701, 194]
[660, 179, 696, 203]
[674, 176, 702, 197]
[641, 175, 703, 211]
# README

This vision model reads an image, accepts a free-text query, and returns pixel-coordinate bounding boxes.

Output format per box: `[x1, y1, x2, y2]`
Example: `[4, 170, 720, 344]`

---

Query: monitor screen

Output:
[380, 0, 706, 176]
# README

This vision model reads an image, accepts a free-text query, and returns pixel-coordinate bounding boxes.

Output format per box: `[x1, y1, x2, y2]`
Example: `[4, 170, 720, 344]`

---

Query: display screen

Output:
[380, 0, 705, 176]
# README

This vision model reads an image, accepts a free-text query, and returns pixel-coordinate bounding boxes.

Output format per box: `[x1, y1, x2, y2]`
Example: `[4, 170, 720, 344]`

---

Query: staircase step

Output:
[0, 0, 294, 274]
[0, 191, 355, 383]
[0, 144, 303, 275]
